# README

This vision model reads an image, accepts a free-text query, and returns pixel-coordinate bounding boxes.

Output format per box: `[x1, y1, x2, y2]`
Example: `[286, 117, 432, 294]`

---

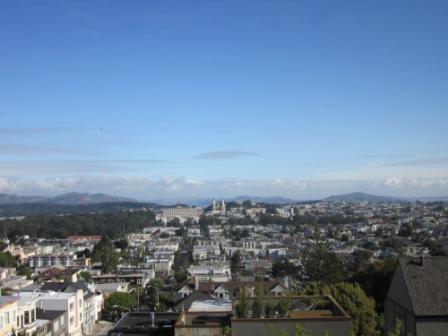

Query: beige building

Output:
[0, 297, 18, 336]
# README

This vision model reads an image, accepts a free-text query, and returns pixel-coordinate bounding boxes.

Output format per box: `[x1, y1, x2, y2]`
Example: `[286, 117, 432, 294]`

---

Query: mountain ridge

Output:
[0, 192, 137, 205]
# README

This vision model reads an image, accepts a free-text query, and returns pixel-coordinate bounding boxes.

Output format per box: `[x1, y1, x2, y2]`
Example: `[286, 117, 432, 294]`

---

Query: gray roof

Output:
[174, 291, 217, 311]
[21, 282, 95, 300]
[20, 283, 44, 292]
[36, 308, 66, 321]
[400, 257, 448, 316]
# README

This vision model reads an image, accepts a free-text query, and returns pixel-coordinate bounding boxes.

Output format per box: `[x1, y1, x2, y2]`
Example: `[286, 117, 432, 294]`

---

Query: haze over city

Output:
[1, 0, 448, 200]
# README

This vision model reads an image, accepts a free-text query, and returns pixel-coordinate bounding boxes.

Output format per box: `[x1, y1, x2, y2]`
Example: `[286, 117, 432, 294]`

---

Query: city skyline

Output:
[1, 1, 448, 198]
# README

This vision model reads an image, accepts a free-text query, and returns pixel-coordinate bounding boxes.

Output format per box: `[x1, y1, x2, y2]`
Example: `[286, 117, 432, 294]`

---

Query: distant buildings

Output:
[28, 254, 72, 269]
[158, 207, 202, 223]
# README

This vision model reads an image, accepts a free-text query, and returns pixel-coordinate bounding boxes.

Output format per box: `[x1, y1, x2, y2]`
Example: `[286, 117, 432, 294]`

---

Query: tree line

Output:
[0, 211, 156, 240]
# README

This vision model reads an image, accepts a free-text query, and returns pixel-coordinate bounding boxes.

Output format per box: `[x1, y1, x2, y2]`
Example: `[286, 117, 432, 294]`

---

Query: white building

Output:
[159, 207, 202, 221]
[20, 291, 84, 336]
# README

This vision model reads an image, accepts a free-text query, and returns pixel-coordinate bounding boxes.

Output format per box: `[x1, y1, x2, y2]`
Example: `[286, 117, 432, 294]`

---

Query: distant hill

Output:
[47, 192, 137, 205]
[0, 192, 137, 205]
[0, 194, 47, 204]
[324, 192, 400, 203]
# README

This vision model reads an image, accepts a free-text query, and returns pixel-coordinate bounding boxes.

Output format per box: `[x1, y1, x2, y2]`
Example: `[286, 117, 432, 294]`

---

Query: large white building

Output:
[159, 207, 202, 222]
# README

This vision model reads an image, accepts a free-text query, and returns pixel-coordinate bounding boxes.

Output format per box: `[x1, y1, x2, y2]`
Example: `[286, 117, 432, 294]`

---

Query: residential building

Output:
[0, 297, 18, 336]
[384, 256, 448, 336]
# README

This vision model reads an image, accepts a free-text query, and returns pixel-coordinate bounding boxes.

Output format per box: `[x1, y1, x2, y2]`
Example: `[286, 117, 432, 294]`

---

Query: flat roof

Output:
[232, 295, 351, 321]
[109, 312, 180, 336]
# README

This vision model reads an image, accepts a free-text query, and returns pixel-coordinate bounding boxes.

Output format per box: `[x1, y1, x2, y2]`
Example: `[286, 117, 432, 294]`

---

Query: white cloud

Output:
[0, 175, 447, 200]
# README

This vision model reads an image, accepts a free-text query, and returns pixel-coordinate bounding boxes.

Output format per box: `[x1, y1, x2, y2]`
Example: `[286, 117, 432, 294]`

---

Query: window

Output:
[70, 317, 74, 326]
[31, 309, 35, 323]
[24, 311, 29, 325]
[5, 311, 10, 324]
[0, 316, 3, 329]
[69, 302, 74, 311]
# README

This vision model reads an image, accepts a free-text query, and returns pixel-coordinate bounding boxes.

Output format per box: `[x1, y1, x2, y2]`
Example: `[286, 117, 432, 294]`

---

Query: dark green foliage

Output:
[318, 214, 365, 226]
[302, 282, 381, 336]
[105, 292, 138, 312]
[302, 227, 347, 284]
[231, 251, 242, 276]
[0, 202, 157, 217]
[264, 301, 276, 317]
[350, 250, 373, 273]
[92, 236, 120, 273]
[0, 251, 18, 267]
[235, 287, 249, 318]
[79, 271, 92, 282]
[114, 239, 129, 250]
[1, 211, 155, 240]
[17, 266, 32, 279]
[276, 296, 290, 317]
[174, 269, 187, 282]
[423, 239, 448, 256]
[251, 282, 264, 318]
[272, 256, 300, 278]
[349, 258, 396, 311]
[76, 248, 92, 258]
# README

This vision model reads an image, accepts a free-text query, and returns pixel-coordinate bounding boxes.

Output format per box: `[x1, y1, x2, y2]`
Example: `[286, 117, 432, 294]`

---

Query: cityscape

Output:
[1, 1, 448, 336]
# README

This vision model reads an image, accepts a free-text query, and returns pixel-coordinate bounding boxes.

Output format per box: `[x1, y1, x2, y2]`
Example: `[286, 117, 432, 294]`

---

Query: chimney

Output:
[195, 277, 199, 291]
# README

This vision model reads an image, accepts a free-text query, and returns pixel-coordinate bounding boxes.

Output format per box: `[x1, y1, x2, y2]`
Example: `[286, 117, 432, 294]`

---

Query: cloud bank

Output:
[0, 175, 447, 200]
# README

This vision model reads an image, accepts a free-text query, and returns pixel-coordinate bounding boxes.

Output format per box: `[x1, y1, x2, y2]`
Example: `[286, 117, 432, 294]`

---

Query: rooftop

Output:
[233, 295, 351, 321]
[399, 256, 448, 316]
[108, 312, 180, 336]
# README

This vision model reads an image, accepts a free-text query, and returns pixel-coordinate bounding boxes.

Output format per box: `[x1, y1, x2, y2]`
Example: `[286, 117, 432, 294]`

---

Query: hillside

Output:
[324, 192, 400, 203]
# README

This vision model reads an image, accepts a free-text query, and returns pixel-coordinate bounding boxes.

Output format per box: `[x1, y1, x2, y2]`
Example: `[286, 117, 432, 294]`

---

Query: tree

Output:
[302, 282, 381, 336]
[231, 252, 242, 277]
[349, 258, 396, 311]
[76, 248, 91, 259]
[174, 269, 187, 283]
[276, 295, 290, 318]
[17, 266, 32, 279]
[79, 271, 92, 282]
[272, 256, 300, 278]
[0, 211, 156, 240]
[252, 282, 264, 318]
[235, 287, 249, 318]
[302, 226, 346, 284]
[114, 239, 128, 250]
[104, 292, 137, 313]
[92, 236, 120, 274]
[264, 301, 276, 318]
[350, 250, 373, 273]
[0, 251, 18, 267]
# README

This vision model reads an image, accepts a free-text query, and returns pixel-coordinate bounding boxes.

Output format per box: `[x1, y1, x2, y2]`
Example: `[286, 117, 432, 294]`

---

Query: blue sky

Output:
[1, 0, 447, 200]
